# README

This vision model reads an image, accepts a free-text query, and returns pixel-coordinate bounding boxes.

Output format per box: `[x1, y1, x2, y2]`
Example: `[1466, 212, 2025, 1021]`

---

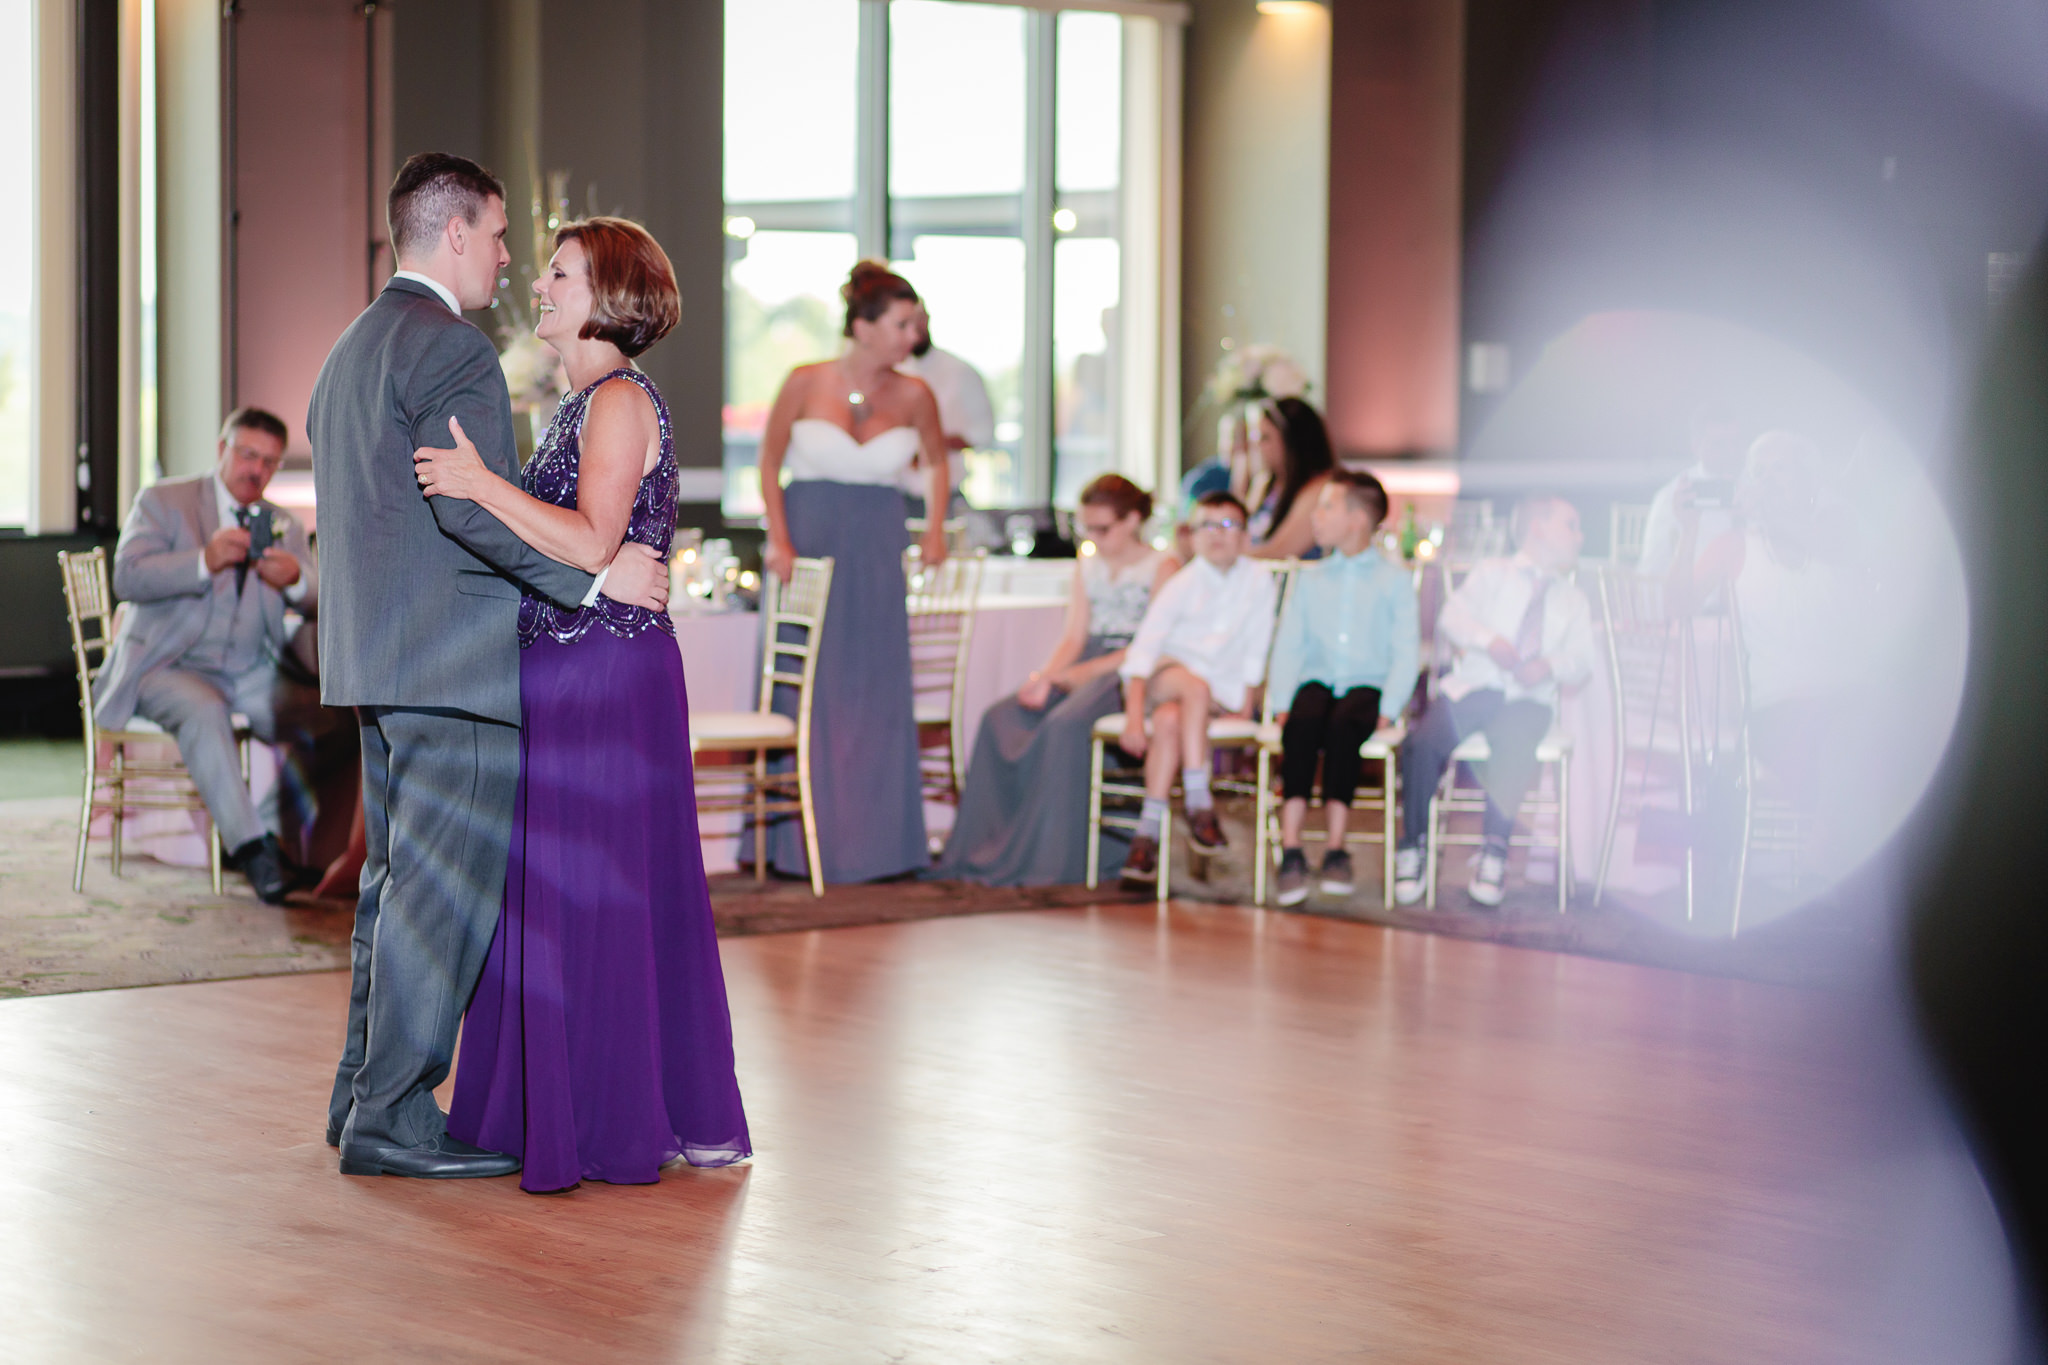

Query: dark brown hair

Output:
[841, 259, 919, 337]
[1325, 468, 1389, 527]
[388, 152, 505, 260]
[219, 406, 288, 447]
[1264, 396, 1337, 533]
[1194, 489, 1250, 522]
[554, 217, 681, 358]
[1079, 473, 1153, 523]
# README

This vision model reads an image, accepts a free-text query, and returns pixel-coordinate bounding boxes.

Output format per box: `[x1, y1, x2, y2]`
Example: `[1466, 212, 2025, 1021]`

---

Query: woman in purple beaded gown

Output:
[411, 217, 750, 1193]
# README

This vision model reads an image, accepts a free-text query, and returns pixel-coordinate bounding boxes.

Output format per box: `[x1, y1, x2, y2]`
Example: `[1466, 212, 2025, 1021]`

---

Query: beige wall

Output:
[30, 0, 77, 532]
[1180, 0, 1331, 471]
[156, 0, 221, 478]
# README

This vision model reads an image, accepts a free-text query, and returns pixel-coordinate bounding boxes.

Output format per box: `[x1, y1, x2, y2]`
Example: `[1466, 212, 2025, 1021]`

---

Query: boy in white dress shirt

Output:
[1115, 491, 1278, 884]
[1395, 495, 1596, 908]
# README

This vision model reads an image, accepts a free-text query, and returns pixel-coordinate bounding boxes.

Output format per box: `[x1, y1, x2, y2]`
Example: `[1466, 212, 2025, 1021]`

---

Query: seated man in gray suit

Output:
[93, 406, 318, 903]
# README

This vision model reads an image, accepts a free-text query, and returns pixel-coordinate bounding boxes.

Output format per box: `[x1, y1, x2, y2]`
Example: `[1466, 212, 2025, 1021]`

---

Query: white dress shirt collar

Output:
[212, 471, 254, 528]
[391, 270, 463, 315]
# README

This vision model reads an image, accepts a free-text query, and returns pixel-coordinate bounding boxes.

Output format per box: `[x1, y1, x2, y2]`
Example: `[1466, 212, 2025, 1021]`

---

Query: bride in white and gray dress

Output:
[935, 475, 1178, 886]
[754, 260, 949, 883]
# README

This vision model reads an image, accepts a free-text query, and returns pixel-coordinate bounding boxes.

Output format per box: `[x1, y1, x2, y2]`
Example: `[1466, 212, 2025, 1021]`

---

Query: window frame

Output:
[721, 0, 1183, 516]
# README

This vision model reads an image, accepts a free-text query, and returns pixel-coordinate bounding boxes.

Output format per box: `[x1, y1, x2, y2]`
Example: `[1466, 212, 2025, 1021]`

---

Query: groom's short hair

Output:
[388, 152, 505, 261]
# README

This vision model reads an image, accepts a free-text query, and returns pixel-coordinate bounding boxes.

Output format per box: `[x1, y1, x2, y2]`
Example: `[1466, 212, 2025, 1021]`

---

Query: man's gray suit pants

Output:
[329, 706, 519, 1149]
[133, 666, 277, 852]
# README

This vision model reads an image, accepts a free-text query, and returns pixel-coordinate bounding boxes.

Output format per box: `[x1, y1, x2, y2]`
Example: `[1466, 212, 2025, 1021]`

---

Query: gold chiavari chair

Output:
[1086, 560, 1299, 907]
[1726, 590, 1812, 938]
[1424, 730, 1574, 914]
[905, 549, 985, 819]
[1418, 569, 1576, 915]
[1591, 563, 1693, 916]
[1252, 719, 1407, 910]
[688, 556, 835, 898]
[58, 546, 249, 894]
[1609, 502, 1652, 566]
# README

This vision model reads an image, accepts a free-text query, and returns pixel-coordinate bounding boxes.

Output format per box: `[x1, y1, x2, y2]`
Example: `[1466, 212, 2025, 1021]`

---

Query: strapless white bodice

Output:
[784, 418, 920, 487]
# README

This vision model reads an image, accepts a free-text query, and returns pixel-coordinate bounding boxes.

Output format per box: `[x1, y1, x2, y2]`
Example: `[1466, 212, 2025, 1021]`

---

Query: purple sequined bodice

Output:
[517, 367, 678, 647]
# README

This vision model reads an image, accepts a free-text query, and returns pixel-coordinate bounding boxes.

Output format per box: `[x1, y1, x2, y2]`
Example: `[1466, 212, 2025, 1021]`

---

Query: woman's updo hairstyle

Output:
[553, 216, 680, 358]
[1079, 473, 1153, 524]
[842, 259, 919, 337]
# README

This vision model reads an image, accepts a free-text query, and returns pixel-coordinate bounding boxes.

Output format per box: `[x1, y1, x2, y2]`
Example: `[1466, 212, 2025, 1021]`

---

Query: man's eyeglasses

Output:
[1193, 516, 1243, 532]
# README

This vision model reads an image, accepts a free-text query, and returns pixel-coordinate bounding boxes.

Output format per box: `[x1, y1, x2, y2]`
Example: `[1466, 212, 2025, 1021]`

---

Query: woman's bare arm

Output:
[413, 378, 654, 574]
[759, 367, 811, 581]
[906, 377, 950, 568]
[1251, 474, 1327, 560]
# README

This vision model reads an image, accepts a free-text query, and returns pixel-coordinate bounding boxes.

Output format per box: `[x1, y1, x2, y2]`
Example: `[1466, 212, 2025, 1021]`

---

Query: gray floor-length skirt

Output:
[932, 638, 1130, 886]
[750, 480, 928, 883]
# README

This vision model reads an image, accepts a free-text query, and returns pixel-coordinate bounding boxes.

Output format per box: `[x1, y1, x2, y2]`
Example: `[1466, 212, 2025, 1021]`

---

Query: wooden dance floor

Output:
[0, 902, 1949, 1361]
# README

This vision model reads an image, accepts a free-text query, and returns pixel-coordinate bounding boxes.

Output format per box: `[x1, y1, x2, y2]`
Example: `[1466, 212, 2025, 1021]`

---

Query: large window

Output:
[722, 0, 1176, 517]
[0, 0, 33, 527]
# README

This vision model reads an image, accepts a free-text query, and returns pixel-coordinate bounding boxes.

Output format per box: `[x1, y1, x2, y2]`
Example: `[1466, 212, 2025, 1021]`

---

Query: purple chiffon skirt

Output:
[448, 627, 751, 1193]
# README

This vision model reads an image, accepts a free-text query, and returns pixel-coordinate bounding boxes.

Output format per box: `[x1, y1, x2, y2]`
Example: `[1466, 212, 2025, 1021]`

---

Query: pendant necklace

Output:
[840, 358, 868, 409]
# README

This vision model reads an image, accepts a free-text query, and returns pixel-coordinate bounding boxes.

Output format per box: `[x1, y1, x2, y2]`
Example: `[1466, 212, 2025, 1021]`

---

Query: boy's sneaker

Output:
[1120, 835, 1160, 886]
[1274, 849, 1310, 907]
[1188, 808, 1228, 851]
[1393, 847, 1425, 905]
[1318, 849, 1356, 897]
[1468, 849, 1508, 908]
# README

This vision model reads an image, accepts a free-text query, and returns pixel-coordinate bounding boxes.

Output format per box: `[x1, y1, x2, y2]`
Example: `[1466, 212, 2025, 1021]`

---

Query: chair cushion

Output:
[1091, 713, 1261, 744]
[690, 710, 798, 748]
[1450, 729, 1572, 763]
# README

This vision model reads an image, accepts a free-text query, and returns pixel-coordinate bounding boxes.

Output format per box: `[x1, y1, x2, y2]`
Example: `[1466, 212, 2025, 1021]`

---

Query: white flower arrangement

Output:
[1208, 343, 1310, 405]
[499, 329, 565, 408]
[497, 163, 573, 410]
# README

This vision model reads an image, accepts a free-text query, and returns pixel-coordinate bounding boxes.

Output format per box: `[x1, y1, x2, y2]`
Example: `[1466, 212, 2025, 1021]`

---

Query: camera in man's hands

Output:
[244, 506, 276, 561]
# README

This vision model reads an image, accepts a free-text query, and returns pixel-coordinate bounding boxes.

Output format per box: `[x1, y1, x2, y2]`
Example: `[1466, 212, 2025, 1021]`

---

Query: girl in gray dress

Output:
[935, 476, 1178, 885]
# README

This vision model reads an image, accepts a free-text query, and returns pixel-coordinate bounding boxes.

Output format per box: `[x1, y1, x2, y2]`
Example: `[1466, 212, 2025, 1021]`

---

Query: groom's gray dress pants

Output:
[329, 705, 520, 1149]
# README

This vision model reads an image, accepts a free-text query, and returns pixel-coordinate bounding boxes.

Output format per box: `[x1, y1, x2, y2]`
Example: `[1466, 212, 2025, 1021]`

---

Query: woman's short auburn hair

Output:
[554, 216, 680, 358]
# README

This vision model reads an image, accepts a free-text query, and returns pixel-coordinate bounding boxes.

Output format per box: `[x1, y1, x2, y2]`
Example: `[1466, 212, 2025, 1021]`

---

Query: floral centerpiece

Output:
[498, 166, 572, 453]
[1207, 342, 1310, 409]
[1202, 343, 1311, 506]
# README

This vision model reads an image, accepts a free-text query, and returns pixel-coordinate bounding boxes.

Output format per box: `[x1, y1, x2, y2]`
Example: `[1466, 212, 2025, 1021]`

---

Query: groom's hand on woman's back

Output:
[604, 542, 670, 612]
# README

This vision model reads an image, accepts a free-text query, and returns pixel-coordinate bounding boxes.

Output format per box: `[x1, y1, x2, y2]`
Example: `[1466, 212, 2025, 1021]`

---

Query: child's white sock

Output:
[1183, 766, 1213, 812]
[1137, 796, 1169, 840]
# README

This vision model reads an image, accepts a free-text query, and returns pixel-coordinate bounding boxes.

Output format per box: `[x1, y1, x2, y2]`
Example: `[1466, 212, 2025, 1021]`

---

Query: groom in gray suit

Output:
[309, 152, 669, 1178]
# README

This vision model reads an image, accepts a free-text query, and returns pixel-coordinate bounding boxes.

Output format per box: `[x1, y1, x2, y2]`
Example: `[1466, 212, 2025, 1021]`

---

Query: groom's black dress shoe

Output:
[338, 1132, 521, 1179]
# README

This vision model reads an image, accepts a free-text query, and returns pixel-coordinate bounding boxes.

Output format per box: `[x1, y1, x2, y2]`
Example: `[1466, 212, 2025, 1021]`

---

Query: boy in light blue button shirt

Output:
[1266, 470, 1420, 905]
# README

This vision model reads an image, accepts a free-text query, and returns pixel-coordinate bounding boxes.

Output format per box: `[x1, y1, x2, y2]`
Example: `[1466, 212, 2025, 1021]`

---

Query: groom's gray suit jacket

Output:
[309, 276, 592, 724]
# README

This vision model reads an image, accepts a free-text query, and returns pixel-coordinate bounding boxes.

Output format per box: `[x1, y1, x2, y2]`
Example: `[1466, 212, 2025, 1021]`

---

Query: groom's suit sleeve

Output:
[408, 322, 597, 611]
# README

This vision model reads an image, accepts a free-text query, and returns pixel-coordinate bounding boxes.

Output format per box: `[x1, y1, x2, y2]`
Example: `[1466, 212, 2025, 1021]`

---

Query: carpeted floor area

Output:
[0, 799, 1122, 998]
[2, 790, 1881, 999]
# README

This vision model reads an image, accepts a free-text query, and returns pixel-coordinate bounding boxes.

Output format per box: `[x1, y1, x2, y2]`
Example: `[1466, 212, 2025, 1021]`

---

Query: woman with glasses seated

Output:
[934, 475, 1178, 886]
